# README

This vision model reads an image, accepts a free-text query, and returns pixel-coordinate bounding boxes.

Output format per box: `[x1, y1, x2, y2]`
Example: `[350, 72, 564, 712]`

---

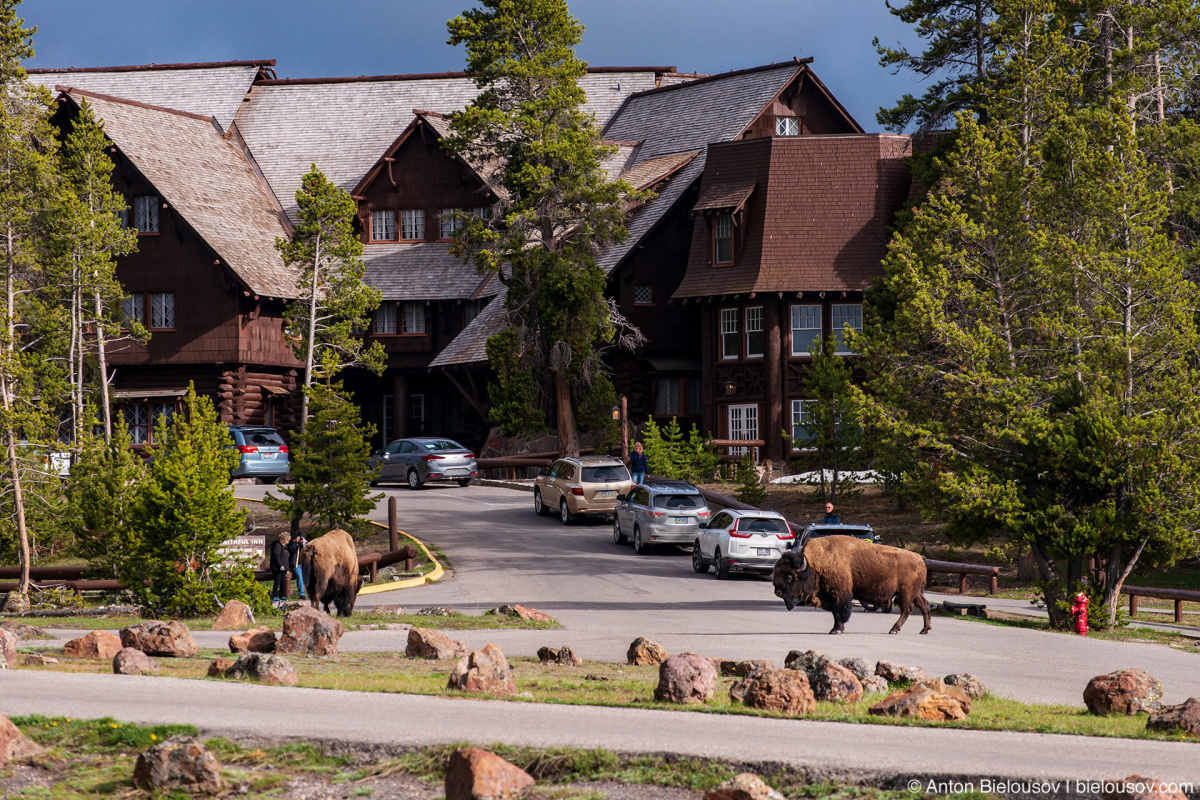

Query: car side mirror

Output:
[698, 522, 708, 529]
[537, 468, 547, 477]
[373, 450, 381, 456]
[616, 493, 626, 502]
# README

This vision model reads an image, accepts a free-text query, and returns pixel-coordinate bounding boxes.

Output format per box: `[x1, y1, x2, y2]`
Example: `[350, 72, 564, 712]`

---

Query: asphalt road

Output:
[238, 483, 1200, 707]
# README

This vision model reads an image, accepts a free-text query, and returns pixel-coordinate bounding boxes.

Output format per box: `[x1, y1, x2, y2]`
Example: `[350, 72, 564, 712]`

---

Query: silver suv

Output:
[613, 480, 711, 554]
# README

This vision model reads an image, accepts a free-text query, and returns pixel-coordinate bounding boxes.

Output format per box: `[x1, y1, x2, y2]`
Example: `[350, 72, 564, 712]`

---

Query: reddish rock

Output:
[809, 662, 863, 704]
[229, 627, 277, 654]
[445, 747, 534, 800]
[275, 606, 343, 658]
[741, 669, 816, 716]
[207, 657, 235, 677]
[626, 637, 669, 666]
[869, 681, 971, 721]
[120, 621, 198, 658]
[836, 657, 872, 681]
[498, 604, 552, 623]
[211, 599, 255, 631]
[943, 673, 988, 699]
[22, 654, 59, 667]
[705, 773, 786, 800]
[874, 660, 928, 685]
[655, 654, 718, 704]
[132, 735, 222, 794]
[0, 621, 50, 640]
[0, 628, 16, 669]
[719, 659, 774, 678]
[447, 644, 517, 696]
[536, 645, 582, 666]
[113, 647, 159, 676]
[860, 675, 890, 694]
[1104, 774, 1190, 800]
[63, 630, 123, 660]
[407, 627, 468, 659]
[0, 713, 43, 766]
[1145, 697, 1200, 738]
[222, 653, 299, 687]
[1084, 669, 1164, 716]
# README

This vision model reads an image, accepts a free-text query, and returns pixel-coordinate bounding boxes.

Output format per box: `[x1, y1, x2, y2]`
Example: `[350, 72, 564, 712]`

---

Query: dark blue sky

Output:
[22, 1, 922, 131]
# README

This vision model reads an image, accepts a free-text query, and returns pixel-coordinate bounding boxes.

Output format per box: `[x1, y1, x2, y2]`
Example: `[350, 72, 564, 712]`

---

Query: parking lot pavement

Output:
[235, 483, 1200, 707]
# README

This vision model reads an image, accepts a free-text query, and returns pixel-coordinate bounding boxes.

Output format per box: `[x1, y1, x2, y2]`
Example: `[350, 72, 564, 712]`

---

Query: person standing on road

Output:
[270, 532, 291, 603]
[629, 441, 648, 485]
[822, 502, 840, 524]
[287, 532, 307, 600]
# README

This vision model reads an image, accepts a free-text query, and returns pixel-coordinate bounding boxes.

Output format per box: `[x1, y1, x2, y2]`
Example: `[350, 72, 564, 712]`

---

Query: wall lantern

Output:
[611, 405, 621, 420]
[722, 381, 738, 396]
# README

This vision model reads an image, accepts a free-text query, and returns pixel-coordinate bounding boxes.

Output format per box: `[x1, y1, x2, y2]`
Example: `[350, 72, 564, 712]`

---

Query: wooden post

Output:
[282, 571, 290, 600]
[958, 574, 967, 595]
[369, 561, 378, 584]
[989, 573, 998, 595]
[620, 395, 629, 464]
[1129, 594, 1138, 617]
[700, 305, 715, 437]
[763, 300, 784, 463]
[405, 556, 415, 573]
[388, 496, 398, 552]
[1175, 599, 1183, 624]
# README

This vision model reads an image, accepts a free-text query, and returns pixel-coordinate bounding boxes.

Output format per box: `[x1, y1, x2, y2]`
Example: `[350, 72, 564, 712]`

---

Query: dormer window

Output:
[132, 195, 159, 233]
[400, 209, 425, 241]
[370, 210, 397, 242]
[775, 117, 799, 136]
[713, 214, 734, 265]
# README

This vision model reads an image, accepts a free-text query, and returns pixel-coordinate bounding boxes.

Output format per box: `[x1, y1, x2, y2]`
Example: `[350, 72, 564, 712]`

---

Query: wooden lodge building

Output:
[30, 57, 914, 463]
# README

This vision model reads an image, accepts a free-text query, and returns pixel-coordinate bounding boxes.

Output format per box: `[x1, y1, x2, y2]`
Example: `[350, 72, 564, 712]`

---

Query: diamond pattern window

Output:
[149, 293, 174, 329]
[634, 285, 652, 305]
[121, 295, 144, 328]
[776, 117, 799, 136]
[133, 196, 159, 233]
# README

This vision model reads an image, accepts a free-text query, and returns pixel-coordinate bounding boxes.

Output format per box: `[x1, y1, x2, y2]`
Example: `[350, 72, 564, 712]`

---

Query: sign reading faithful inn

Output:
[220, 535, 266, 569]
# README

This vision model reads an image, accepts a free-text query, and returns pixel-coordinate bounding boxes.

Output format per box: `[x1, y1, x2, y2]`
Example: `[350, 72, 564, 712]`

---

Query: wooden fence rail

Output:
[922, 559, 1001, 595]
[1122, 585, 1200, 623]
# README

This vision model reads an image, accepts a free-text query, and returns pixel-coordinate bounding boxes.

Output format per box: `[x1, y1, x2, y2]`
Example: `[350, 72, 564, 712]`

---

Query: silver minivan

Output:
[613, 480, 711, 554]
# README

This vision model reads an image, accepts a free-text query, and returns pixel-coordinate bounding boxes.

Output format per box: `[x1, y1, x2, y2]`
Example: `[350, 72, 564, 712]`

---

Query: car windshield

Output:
[421, 439, 466, 452]
[653, 494, 704, 510]
[581, 465, 630, 483]
[737, 517, 788, 533]
[809, 527, 870, 539]
[244, 430, 285, 447]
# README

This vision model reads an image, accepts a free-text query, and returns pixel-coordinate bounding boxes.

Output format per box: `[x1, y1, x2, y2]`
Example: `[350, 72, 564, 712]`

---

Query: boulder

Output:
[22, 654, 59, 667]
[729, 678, 754, 704]
[943, 673, 989, 699]
[132, 735, 222, 795]
[211, 600, 255, 631]
[783, 649, 826, 673]
[119, 621, 198, 658]
[536, 646, 582, 666]
[1145, 697, 1200, 738]
[808, 661, 863, 704]
[63, 630, 123, 660]
[741, 669, 816, 716]
[113, 647, 159, 676]
[705, 773, 786, 800]
[407, 627, 468, 659]
[837, 657, 872, 681]
[655, 654, 718, 704]
[497, 604, 552, 623]
[1084, 669, 1164, 716]
[229, 627, 277, 654]
[0, 628, 16, 669]
[207, 657, 235, 678]
[223, 653, 299, 687]
[869, 680, 971, 721]
[719, 659, 774, 678]
[0, 713, 43, 766]
[874, 660, 928, 685]
[0, 621, 50, 640]
[626, 637, 669, 666]
[1103, 775, 1190, 800]
[860, 675, 890, 694]
[444, 747, 534, 800]
[275, 606, 343, 658]
[1, 592, 29, 613]
[447, 644, 517, 696]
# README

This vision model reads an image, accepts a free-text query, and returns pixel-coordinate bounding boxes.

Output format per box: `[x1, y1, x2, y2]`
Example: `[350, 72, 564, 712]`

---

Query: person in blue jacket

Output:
[822, 502, 840, 524]
[629, 441, 648, 485]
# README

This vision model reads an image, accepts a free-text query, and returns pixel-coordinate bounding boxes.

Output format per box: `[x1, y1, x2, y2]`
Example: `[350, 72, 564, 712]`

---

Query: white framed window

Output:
[831, 303, 863, 354]
[776, 116, 799, 136]
[655, 378, 679, 415]
[133, 196, 159, 233]
[790, 304, 822, 356]
[121, 295, 145, 328]
[370, 210, 397, 241]
[401, 301, 425, 334]
[400, 209, 425, 241]
[728, 403, 758, 459]
[149, 292, 174, 329]
[374, 303, 397, 334]
[124, 404, 149, 445]
[439, 208, 462, 239]
[744, 306, 764, 358]
[713, 214, 733, 264]
[720, 308, 739, 360]
[634, 285, 653, 305]
[791, 399, 816, 448]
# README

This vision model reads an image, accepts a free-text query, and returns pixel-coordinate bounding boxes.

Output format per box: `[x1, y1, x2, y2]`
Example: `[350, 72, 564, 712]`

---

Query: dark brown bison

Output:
[300, 528, 361, 617]
[772, 535, 931, 635]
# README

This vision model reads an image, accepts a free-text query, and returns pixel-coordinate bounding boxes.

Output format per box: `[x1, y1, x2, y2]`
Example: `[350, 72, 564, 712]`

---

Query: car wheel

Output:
[407, 469, 423, 490]
[260, 477, 277, 485]
[457, 478, 472, 487]
[633, 525, 648, 555]
[559, 499, 574, 525]
[534, 489, 549, 516]
[691, 541, 709, 573]
[613, 517, 627, 544]
[714, 548, 730, 580]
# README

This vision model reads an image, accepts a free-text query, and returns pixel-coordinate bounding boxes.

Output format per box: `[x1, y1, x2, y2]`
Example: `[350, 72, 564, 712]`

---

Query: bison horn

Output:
[798, 554, 808, 571]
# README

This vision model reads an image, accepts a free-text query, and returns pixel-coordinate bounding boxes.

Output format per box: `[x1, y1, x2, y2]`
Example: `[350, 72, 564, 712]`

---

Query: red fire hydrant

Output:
[1070, 591, 1089, 636]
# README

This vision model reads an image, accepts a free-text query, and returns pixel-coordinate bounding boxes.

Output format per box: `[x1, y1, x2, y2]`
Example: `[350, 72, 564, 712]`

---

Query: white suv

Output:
[692, 508, 794, 579]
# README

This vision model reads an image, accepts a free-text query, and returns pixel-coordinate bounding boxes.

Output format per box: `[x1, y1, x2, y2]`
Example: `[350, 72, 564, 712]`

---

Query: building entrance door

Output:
[727, 403, 759, 460]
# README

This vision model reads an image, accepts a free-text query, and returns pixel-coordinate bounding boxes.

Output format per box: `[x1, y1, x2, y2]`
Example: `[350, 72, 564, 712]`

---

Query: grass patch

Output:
[16, 608, 558, 632]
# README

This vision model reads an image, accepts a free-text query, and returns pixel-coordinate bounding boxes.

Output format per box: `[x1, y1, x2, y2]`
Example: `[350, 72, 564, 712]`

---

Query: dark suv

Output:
[228, 426, 290, 484]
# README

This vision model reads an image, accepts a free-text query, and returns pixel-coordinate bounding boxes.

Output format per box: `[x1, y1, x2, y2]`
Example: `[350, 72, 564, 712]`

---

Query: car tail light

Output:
[571, 487, 584, 496]
[777, 532, 795, 540]
[237, 445, 258, 453]
[697, 510, 710, 517]
[652, 511, 666, 518]
[422, 454, 444, 462]
[279, 445, 289, 453]
[466, 452, 475, 458]
[728, 521, 752, 539]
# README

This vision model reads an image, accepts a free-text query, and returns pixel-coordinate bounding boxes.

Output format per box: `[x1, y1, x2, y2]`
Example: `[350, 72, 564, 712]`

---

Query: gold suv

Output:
[534, 456, 633, 524]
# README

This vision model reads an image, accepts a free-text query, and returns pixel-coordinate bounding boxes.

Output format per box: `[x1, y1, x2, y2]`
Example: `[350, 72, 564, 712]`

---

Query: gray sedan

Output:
[368, 437, 477, 489]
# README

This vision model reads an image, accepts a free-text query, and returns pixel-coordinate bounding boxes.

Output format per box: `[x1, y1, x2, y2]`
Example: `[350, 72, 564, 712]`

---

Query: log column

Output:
[700, 303, 715, 437]
[763, 300, 784, 463]
[392, 372, 408, 440]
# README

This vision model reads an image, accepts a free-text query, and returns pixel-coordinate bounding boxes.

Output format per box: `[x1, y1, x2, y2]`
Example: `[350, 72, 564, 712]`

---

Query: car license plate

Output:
[756, 548, 772, 556]
[261, 452, 276, 459]
[674, 517, 689, 524]
[599, 490, 614, 498]
[445, 468, 467, 476]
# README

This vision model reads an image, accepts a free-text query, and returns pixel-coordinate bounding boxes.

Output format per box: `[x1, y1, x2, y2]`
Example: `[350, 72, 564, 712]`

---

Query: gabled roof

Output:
[58, 88, 296, 299]
[428, 291, 507, 368]
[364, 242, 498, 302]
[30, 60, 272, 128]
[693, 179, 755, 211]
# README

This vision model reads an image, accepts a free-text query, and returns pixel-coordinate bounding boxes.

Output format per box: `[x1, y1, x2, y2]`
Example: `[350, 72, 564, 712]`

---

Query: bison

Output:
[772, 535, 931, 635]
[300, 528, 361, 617]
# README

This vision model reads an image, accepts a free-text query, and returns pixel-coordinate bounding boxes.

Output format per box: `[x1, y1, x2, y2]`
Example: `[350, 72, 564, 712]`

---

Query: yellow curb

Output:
[233, 497, 446, 594]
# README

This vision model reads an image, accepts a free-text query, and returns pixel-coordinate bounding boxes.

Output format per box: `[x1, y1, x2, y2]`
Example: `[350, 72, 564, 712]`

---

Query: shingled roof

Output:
[364, 242, 497, 302]
[58, 88, 296, 299]
[428, 290, 507, 368]
[30, 60, 272, 128]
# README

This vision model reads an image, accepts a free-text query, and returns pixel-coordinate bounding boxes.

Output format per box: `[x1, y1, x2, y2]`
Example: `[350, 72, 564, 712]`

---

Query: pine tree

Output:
[67, 413, 146, 580]
[801, 335, 861, 502]
[264, 378, 382, 534]
[443, 0, 647, 456]
[733, 455, 767, 506]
